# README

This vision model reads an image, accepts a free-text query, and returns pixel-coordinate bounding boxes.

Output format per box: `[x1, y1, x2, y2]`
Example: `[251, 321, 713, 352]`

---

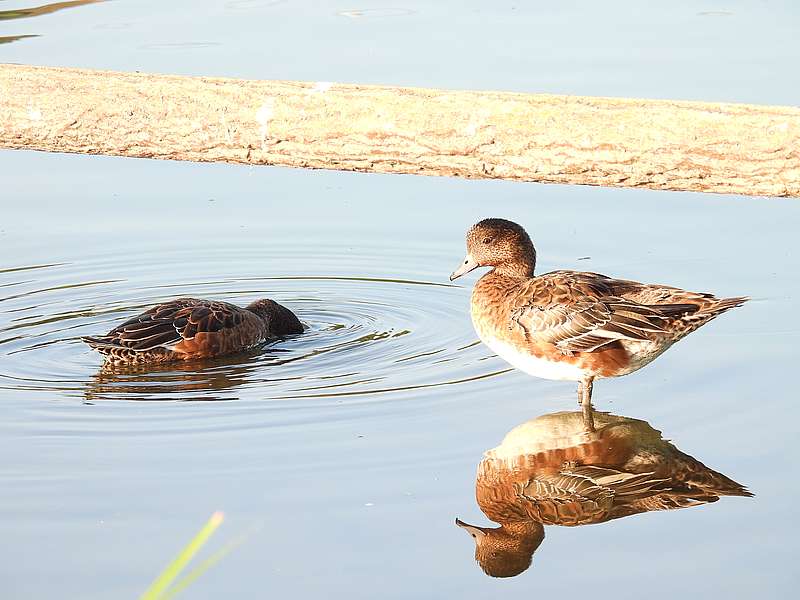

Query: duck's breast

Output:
[470, 276, 588, 381]
[481, 334, 587, 381]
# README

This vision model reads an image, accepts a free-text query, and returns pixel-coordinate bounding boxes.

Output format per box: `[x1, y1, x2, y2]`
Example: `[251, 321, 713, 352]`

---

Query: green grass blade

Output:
[139, 511, 224, 600]
[159, 530, 251, 600]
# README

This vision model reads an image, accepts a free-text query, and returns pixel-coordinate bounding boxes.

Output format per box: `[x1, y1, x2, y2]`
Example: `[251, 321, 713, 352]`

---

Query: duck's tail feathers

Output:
[81, 336, 122, 352]
[714, 296, 749, 312]
[661, 295, 747, 337]
[696, 296, 749, 320]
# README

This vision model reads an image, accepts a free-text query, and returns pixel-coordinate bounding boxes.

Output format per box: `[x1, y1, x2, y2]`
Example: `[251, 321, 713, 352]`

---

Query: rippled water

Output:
[3, 2, 800, 600]
[1, 259, 502, 404]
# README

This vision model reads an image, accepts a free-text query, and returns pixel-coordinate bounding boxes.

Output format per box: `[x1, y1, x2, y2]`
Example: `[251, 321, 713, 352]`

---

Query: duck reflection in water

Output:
[82, 346, 300, 402]
[456, 407, 752, 578]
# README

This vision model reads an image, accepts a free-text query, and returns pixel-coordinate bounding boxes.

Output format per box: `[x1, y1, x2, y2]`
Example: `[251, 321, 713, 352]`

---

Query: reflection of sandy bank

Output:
[0, 34, 39, 45]
[457, 408, 752, 578]
[0, 1, 104, 22]
[0, 0, 105, 46]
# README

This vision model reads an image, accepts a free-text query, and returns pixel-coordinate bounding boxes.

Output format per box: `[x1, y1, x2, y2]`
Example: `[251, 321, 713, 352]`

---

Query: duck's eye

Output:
[482, 237, 493, 244]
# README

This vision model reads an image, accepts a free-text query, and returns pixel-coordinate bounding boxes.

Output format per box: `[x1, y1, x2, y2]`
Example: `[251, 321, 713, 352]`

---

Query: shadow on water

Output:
[82, 347, 286, 403]
[456, 406, 753, 578]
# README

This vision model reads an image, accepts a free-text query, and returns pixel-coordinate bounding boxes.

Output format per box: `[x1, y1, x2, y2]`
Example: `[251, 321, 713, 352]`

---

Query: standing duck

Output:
[82, 297, 303, 364]
[450, 218, 747, 407]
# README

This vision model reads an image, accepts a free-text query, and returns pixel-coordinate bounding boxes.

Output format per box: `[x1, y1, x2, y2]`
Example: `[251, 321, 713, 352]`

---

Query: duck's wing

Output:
[514, 466, 667, 525]
[510, 272, 699, 353]
[83, 298, 260, 353]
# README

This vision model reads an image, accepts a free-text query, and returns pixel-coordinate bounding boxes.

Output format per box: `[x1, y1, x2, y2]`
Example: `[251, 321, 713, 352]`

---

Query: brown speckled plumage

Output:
[456, 409, 751, 578]
[451, 218, 747, 405]
[82, 297, 303, 364]
[477, 410, 751, 525]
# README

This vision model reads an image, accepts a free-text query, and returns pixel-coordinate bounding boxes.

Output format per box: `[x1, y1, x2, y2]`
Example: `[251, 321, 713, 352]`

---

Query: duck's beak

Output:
[455, 518, 488, 540]
[450, 254, 479, 281]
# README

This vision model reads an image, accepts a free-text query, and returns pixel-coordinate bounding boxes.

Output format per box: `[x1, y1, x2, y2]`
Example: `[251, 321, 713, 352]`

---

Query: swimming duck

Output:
[450, 218, 747, 407]
[82, 297, 303, 364]
[456, 408, 751, 577]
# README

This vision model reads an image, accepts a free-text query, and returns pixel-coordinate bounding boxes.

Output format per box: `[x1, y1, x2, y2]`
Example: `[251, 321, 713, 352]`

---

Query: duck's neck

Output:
[492, 244, 537, 278]
[479, 259, 536, 283]
[501, 521, 543, 538]
[491, 261, 536, 279]
[494, 235, 536, 279]
[246, 299, 276, 322]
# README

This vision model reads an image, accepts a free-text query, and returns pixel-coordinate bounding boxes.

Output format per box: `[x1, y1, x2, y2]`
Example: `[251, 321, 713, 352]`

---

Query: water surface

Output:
[2, 2, 799, 599]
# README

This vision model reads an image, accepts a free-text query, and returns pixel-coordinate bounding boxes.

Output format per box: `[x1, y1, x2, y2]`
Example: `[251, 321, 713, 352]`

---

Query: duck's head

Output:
[455, 518, 544, 578]
[247, 299, 304, 335]
[450, 218, 536, 281]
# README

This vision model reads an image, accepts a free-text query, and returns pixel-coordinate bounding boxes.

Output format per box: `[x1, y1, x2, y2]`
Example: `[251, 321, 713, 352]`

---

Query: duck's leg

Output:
[578, 378, 595, 432]
[577, 378, 594, 406]
[581, 400, 596, 433]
